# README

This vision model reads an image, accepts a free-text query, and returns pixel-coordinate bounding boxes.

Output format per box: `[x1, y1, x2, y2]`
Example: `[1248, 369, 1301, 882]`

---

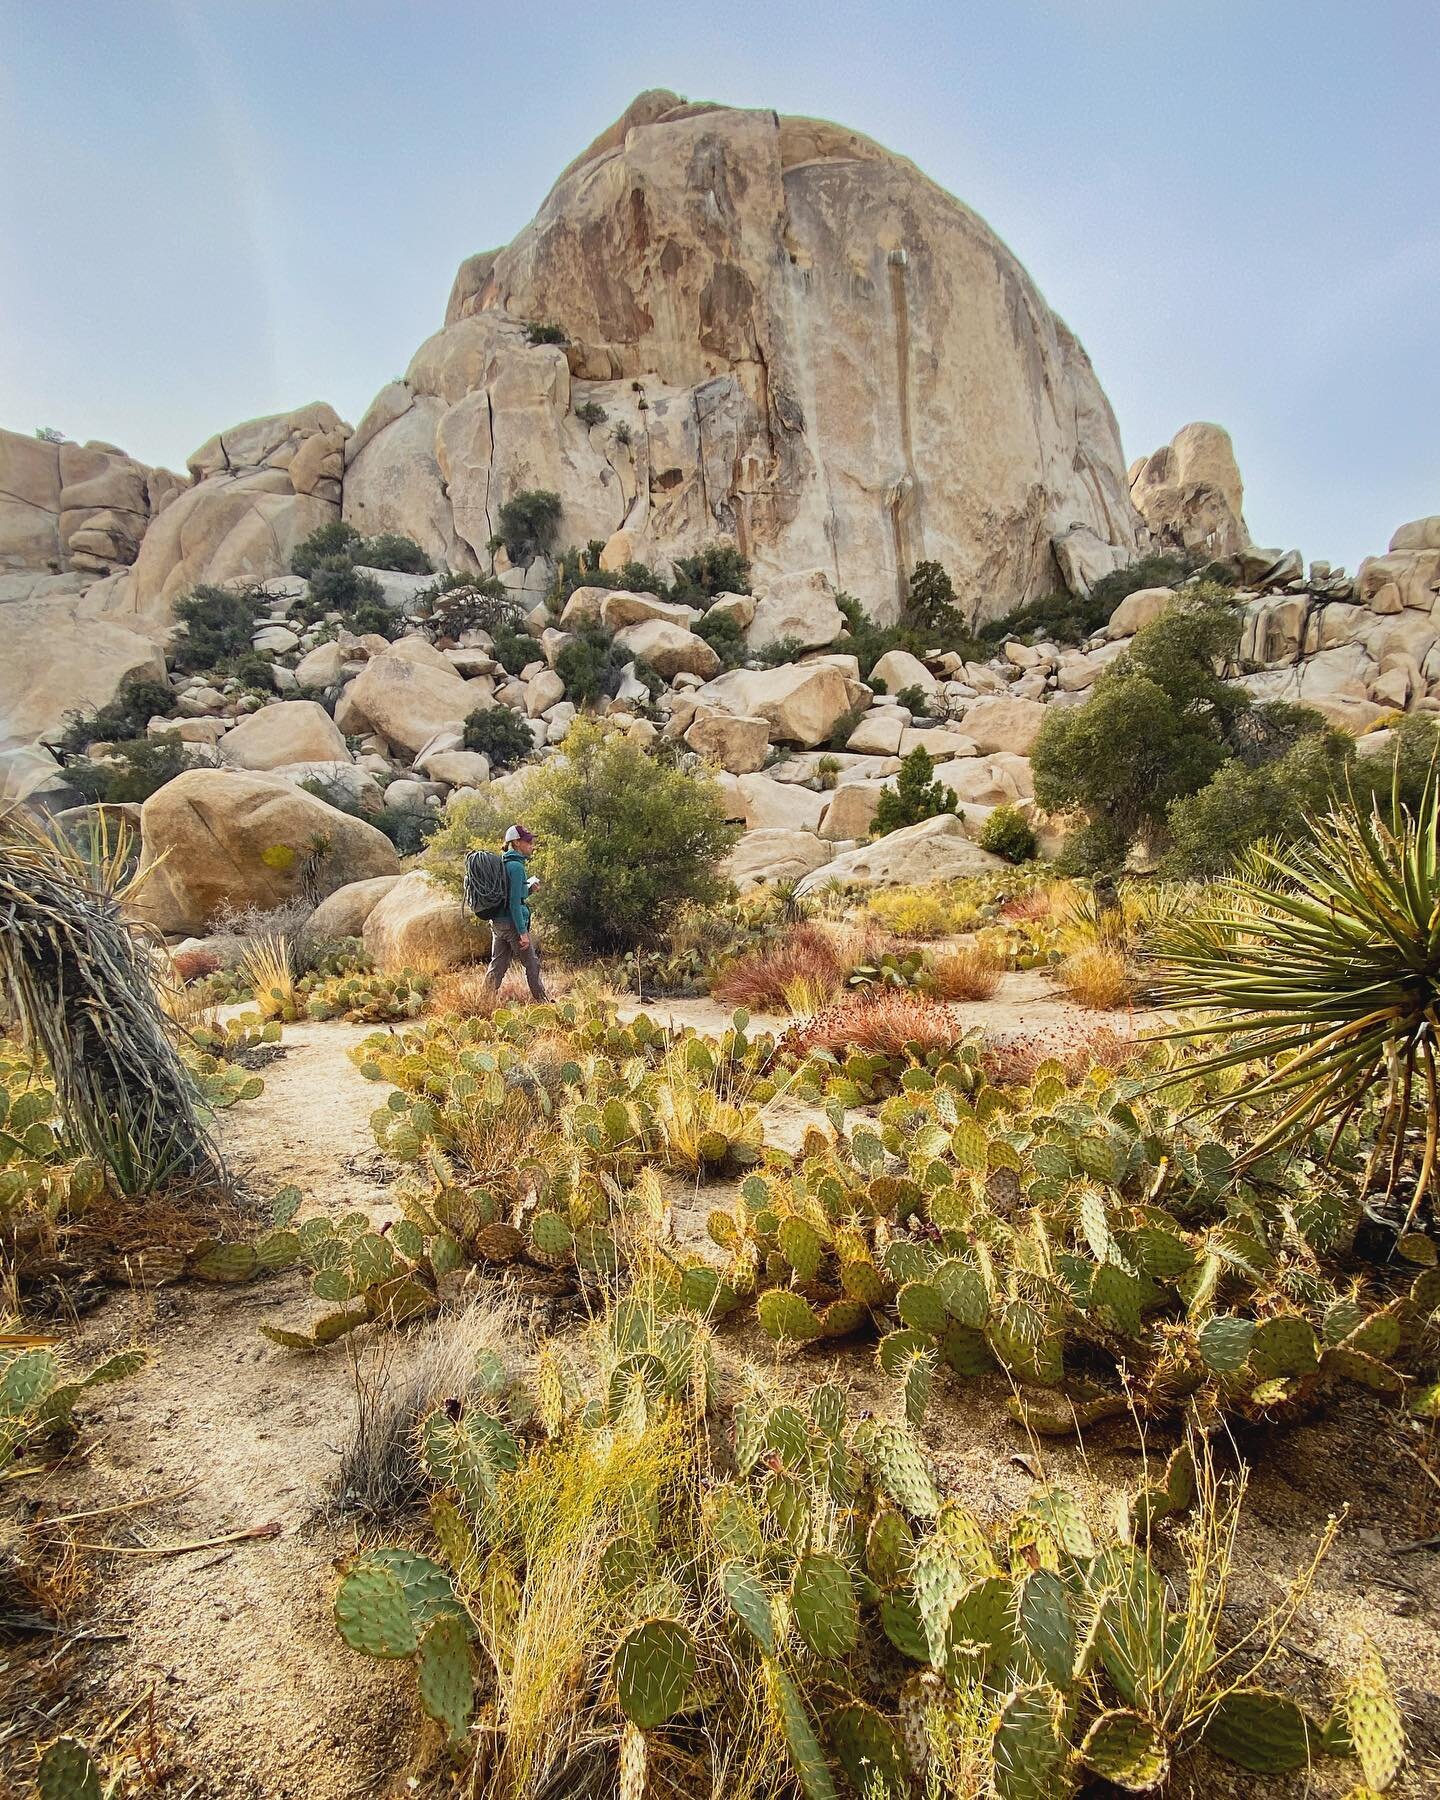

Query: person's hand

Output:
[519, 933, 530, 949]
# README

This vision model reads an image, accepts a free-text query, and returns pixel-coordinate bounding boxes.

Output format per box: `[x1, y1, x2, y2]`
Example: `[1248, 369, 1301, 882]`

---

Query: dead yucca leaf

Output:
[0, 810, 221, 1194]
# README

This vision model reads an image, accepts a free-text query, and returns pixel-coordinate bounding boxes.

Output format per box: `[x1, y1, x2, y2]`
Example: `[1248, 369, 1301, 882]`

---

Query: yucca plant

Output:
[1149, 776, 1440, 1211]
[0, 809, 221, 1193]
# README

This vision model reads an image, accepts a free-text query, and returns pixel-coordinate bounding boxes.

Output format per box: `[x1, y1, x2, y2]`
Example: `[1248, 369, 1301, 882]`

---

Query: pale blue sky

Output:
[2, 1, 1435, 573]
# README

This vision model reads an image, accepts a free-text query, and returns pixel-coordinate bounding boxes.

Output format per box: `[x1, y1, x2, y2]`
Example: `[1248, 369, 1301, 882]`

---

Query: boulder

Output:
[954, 695, 1047, 755]
[132, 769, 400, 936]
[1390, 517, 1440, 555]
[362, 869, 490, 971]
[598, 591, 699, 631]
[613, 618, 720, 680]
[899, 726, 977, 759]
[722, 828, 833, 890]
[845, 711, 906, 755]
[932, 756, 1021, 807]
[388, 634, 457, 672]
[305, 874, 405, 941]
[1106, 586, 1177, 639]
[0, 597, 167, 744]
[706, 592, 756, 629]
[693, 663, 856, 747]
[217, 701, 349, 772]
[294, 640, 348, 688]
[736, 774, 828, 833]
[524, 669, 566, 715]
[798, 813, 1004, 891]
[869, 649, 937, 695]
[343, 653, 480, 753]
[684, 709, 771, 774]
[818, 780, 886, 841]
[418, 750, 492, 788]
[746, 569, 846, 653]
[558, 586, 613, 629]
[1052, 524, 1130, 597]
[1128, 422, 1249, 558]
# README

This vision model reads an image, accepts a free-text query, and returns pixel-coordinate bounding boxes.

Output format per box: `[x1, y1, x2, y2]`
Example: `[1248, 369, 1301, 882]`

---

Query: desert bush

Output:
[1056, 944, 1137, 1010]
[692, 606, 746, 668]
[905, 557, 967, 637]
[520, 721, 737, 956]
[785, 988, 966, 1059]
[293, 557, 396, 638]
[489, 489, 562, 563]
[422, 788, 519, 895]
[65, 738, 212, 805]
[358, 531, 432, 574]
[523, 320, 567, 345]
[1031, 588, 1247, 872]
[977, 803, 1038, 863]
[986, 550, 1207, 646]
[669, 542, 751, 601]
[710, 923, 846, 1011]
[170, 582, 268, 674]
[1164, 727, 1351, 877]
[489, 624, 544, 675]
[574, 400, 607, 427]
[462, 705, 535, 769]
[411, 569, 520, 640]
[866, 884, 957, 939]
[755, 633, 807, 669]
[291, 519, 364, 575]
[170, 946, 221, 984]
[54, 677, 177, 753]
[872, 747, 957, 837]
[928, 943, 1003, 999]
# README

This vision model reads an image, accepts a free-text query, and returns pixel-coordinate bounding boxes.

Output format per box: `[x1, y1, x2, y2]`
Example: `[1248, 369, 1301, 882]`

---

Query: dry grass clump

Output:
[170, 946, 221, 984]
[927, 943, 1002, 1001]
[711, 923, 845, 1011]
[783, 989, 966, 1059]
[1056, 944, 1137, 1011]
[335, 1299, 522, 1519]
[981, 1023, 1142, 1086]
[865, 885, 958, 939]
[427, 965, 506, 1018]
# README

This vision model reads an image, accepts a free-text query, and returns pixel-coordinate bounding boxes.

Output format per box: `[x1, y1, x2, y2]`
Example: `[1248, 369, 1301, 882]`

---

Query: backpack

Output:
[463, 849, 509, 921]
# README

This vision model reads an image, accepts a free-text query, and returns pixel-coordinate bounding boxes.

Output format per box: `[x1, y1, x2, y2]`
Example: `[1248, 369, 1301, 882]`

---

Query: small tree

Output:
[170, 584, 268, 673]
[490, 490, 562, 564]
[872, 748, 957, 838]
[905, 560, 967, 637]
[523, 720, 739, 956]
[462, 705, 536, 770]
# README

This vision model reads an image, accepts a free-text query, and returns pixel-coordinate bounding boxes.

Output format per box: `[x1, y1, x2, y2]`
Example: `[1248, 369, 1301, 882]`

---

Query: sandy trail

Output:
[24, 1020, 416, 1800]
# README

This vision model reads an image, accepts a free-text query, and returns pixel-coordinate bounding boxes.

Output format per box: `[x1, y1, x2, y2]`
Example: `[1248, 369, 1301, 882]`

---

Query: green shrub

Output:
[614, 421, 633, 448]
[978, 804, 1039, 863]
[835, 590, 986, 679]
[462, 705, 536, 770]
[524, 321, 567, 345]
[1032, 589, 1248, 872]
[756, 634, 807, 669]
[359, 531, 432, 574]
[1163, 730, 1353, 877]
[490, 626, 543, 676]
[369, 807, 441, 857]
[575, 401, 607, 427]
[291, 520, 364, 576]
[54, 678, 177, 753]
[171, 584, 268, 674]
[290, 558, 397, 639]
[825, 704, 868, 751]
[65, 738, 211, 805]
[671, 543, 751, 601]
[555, 627, 662, 706]
[422, 788, 518, 894]
[520, 720, 739, 956]
[983, 552, 1211, 647]
[872, 747, 957, 837]
[412, 571, 520, 640]
[1351, 712, 1440, 816]
[894, 683, 930, 715]
[693, 608, 747, 669]
[489, 490, 562, 564]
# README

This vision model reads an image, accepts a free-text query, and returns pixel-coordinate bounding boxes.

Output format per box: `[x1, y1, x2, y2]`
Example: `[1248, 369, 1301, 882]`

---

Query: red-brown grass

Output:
[981, 1023, 1143, 1087]
[171, 947, 221, 983]
[782, 989, 967, 1060]
[928, 944, 1003, 1001]
[711, 923, 847, 1011]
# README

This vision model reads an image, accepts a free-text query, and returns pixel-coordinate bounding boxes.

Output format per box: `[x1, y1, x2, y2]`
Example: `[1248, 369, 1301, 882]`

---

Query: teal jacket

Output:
[501, 849, 531, 935]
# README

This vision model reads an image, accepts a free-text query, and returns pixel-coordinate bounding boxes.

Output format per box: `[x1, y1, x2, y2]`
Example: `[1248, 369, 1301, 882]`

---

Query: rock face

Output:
[799, 813, 1005, 890]
[132, 769, 400, 935]
[1129, 423, 1249, 559]
[0, 599, 166, 745]
[306, 873, 405, 940]
[360, 91, 1139, 622]
[0, 427, 181, 576]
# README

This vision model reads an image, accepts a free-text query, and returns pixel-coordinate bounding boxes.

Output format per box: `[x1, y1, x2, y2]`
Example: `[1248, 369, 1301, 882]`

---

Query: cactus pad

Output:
[1197, 1313, 1255, 1373]
[335, 1562, 419, 1658]
[865, 1507, 914, 1589]
[417, 1612, 474, 1742]
[828, 1703, 909, 1799]
[613, 1617, 696, 1728]
[1249, 1315, 1319, 1380]
[768, 1663, 839, 1800]
[792, 1552, 858, 1658]
[36, 1739, 102, 1800]
[192, 1241, 259, 1284]
[1342, 1641, 1405, 1789]
[992, 1685, 1069, 1800]
[1201, 1689, 1316, 1772]
[855, 1421, 940, 1517]
[1017, 1567, 1074, 1686]
[757, 1289, 822, 1343]
[720, 1561, 776, 1653]
[1079, 1709, 1169, 1790]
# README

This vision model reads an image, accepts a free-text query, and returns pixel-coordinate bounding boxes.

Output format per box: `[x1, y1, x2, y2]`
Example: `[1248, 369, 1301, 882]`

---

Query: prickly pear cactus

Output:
[35, 1738, 103, 1800]
[612, 1617, 697, 1728]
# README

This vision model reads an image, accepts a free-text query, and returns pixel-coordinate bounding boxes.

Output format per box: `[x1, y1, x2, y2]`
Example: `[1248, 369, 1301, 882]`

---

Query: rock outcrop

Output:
[352, 91, 1140, 622]
[1128, 422, 1249, 560]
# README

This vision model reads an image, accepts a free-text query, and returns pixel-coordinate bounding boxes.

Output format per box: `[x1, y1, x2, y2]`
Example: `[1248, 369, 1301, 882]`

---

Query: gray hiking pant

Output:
[485, 919, 548, 1001]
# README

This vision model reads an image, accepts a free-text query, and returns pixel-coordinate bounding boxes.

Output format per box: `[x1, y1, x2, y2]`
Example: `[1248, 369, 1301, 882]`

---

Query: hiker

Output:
[481, 823, 548, 1002]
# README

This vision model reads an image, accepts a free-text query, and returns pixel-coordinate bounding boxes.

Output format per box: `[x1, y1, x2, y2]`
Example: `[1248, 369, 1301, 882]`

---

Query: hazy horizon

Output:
[2, 1, 1435, 575]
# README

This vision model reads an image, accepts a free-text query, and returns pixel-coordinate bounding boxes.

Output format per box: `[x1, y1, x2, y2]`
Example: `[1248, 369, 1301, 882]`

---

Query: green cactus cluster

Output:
[330, 1258, 1405, 1797]
[711, 1043, 1436, 1430]
[186, 1011, 281, 1062]
[301, 968, 431, 1022]
[0, 1046, 108, 1230]
[1, 1336, 144, 1471]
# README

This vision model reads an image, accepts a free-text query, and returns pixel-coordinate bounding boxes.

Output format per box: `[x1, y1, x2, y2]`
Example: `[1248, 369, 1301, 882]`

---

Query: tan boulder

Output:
[798, 813, 1004, 891]
[1129, 422, 1249, 558]
[305, 874, 405, 941]
[599, 591, 699, 631]
[706, 592, 756, 629]
[418, 750, 492, 788]
[845, 711, 906, 755]
[955, 695, 1047, 755]
[294, 640, 348, 688]
[722, 828, 832, 890]
[869, 649, 937, 695]
[693, 663, 855, 747]
[132, 768, 400, 935]
[746, 569, 846, 653]
[1357, 549, 1440, 615]
[217, 701, 349, 772]
[736, 774, 828, 833]
[932, 756, 1021, 807]
[558, 586, 613, 629]
[1390, 517, 1440, 555]
[1106, 586, 1177, 638]
[818, 780, 886, 841]
[613, 618, 720, 680]
[684, 710, 771, 773]
[899, 726, 978, 759]
[0, 429, 63, 568]
[362, 869, 490, 971]
[342, 654, 480, 754]
[0, 595, 167, 744]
